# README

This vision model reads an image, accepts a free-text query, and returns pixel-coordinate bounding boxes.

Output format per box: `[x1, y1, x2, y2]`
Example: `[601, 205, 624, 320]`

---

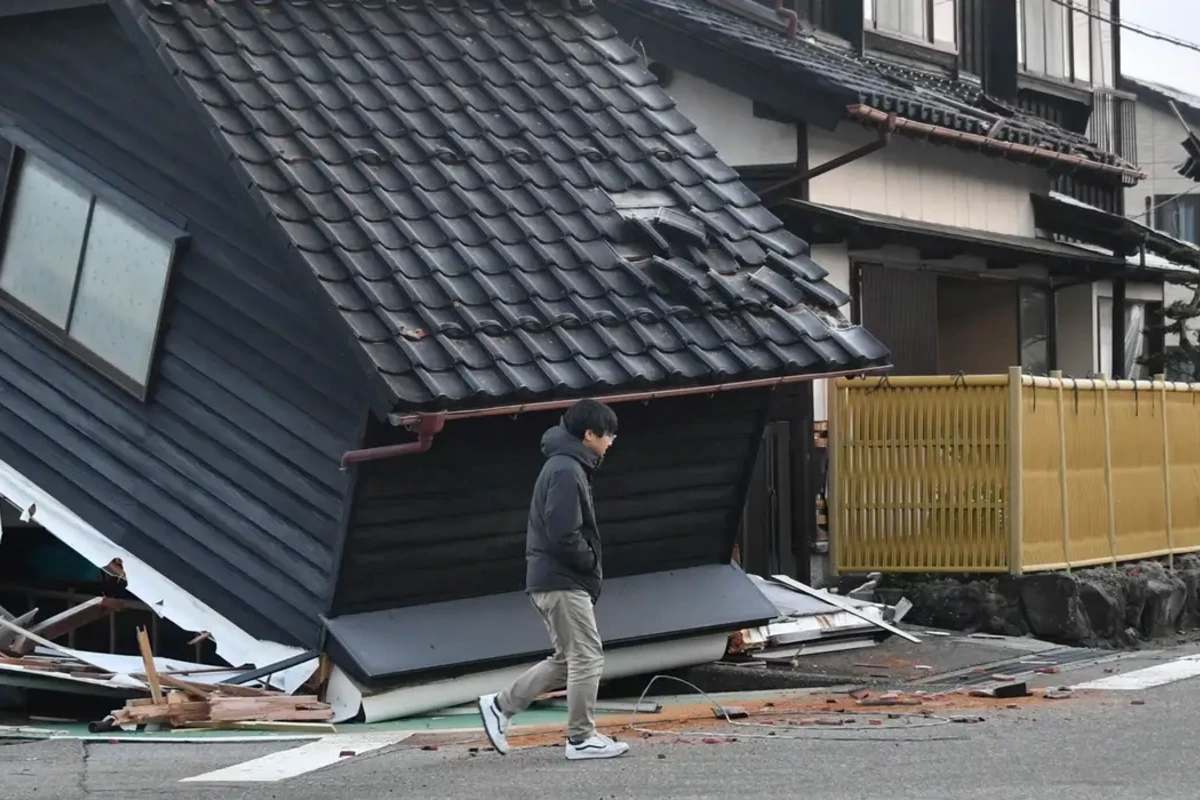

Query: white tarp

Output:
[0, 456, 317, 694]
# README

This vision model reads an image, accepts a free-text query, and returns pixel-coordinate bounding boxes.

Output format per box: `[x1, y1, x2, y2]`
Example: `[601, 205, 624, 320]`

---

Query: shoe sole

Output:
[565, 746, 631, 761]
[477, 697, 509, 756]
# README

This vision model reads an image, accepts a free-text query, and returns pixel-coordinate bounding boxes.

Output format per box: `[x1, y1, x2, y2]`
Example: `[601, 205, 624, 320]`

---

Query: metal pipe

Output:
[384, 365, 890, 430]
[340, 414, 445, 468]
[760, 114, 896, 198]
[845, 105, 1146, 181]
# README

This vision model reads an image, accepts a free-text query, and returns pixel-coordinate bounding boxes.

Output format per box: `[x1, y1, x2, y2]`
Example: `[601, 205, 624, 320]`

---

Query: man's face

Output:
[583, 429, 616, 458]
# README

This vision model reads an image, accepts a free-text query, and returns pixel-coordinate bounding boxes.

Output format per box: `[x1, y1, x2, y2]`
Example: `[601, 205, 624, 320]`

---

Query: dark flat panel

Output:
[326, 563, 779, 684]
[858, 264, 939, 375]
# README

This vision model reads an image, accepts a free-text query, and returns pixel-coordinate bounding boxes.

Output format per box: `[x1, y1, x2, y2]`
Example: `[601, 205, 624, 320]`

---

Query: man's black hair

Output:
[562, 398, 618, 439]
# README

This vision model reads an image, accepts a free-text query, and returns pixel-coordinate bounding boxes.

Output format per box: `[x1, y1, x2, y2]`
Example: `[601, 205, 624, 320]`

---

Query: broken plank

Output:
[0, 609, 39, 651]
[153, 673, 213, 700]
[11, 597, 125, 656]
[175, 720, 337, 734]
[207, 683, 278, 698]
[135, 627, 163, 704]
[114, 700, 210, 725]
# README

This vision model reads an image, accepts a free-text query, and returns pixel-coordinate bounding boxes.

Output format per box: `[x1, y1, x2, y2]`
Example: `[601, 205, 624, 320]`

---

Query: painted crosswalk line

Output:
[180, 732, 414, 783]
[1073, 654, 1200, 692]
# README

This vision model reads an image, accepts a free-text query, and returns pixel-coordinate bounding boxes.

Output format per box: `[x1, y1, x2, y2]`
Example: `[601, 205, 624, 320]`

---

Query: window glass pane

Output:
[67, 200, 172, 385]
[1020, 285, 1050, 375]
[1016, 0, 1024, 65]
[0, 155, 90, 328]
[1091, 0, 1114, 87]
[874, 0, 902, 33]
[933, 0, 956, 44]
[1023, 0, 1046, 73]
[1153, 196, 1200, 244]
[1072, 0, 1091, 82]
[1044, 0, 1069, 78]
[899, 0, 927, 38]
[864, 0, 874, 23]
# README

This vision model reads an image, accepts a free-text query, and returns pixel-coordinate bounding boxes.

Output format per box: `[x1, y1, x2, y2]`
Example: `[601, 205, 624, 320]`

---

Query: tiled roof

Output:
[602, 0, 1130, 171]
[119, 0, 887, 411]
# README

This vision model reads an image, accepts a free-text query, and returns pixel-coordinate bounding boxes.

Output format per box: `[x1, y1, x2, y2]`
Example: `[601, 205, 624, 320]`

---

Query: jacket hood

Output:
[541, 424, 601, 471]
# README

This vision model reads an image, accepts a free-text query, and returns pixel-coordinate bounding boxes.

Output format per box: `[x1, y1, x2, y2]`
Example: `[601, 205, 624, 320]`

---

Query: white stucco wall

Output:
[663, 71, 799, 167]
[807, 124, 1050, 237]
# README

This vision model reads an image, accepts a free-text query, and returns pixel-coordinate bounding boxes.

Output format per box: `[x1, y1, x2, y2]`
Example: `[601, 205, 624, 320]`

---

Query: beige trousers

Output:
[497, 589, 604, 742]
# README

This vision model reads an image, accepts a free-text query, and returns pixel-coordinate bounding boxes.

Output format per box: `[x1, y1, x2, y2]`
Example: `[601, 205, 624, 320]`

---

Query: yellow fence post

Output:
[1007, 366, 1024, 575]
[1099, 374, 1117, 566]
[1050, 370, 1071, 571]
[1156, 374, 1175, 567]
[826, 378, 840, 580]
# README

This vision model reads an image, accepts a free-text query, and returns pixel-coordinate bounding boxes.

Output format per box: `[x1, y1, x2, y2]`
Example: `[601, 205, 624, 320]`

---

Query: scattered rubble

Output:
[724, 574, 915, 665]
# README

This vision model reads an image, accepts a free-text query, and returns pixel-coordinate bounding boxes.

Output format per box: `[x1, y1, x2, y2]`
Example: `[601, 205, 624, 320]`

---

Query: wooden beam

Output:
[11, 597, 125, 655]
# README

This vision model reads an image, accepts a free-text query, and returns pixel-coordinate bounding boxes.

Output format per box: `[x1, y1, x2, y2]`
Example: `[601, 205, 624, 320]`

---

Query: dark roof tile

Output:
[605, 0, 1130, 171]
[126, 0, 886, 409]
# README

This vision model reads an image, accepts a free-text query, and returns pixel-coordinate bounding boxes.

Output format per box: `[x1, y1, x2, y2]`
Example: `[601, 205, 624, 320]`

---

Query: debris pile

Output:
[99, 627, 333, 732]
[0, 597, 331, 731]
[726, 574, 916, 664]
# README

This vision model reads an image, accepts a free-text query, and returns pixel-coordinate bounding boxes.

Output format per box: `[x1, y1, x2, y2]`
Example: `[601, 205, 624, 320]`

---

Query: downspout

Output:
[759, 113, 897, 200]
[339, 414, 445, 469]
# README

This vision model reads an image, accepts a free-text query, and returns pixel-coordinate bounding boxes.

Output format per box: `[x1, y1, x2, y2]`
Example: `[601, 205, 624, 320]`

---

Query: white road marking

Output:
[180, 732, 414, 783]
[1073, 654, 1200, 691]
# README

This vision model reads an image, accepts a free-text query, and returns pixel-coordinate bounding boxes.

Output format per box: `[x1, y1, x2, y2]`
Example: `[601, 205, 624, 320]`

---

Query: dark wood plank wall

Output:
[334, 389, 771, 614]
[0, 7, 370, 647]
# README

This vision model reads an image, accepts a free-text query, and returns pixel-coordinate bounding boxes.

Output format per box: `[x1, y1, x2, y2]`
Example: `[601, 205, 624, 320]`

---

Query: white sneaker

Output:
[477, 693, 511, 755]
[565, 732, 630, 760]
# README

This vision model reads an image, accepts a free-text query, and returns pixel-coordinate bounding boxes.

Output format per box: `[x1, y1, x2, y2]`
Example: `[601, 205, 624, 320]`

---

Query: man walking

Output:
[477, 399, 630, 761]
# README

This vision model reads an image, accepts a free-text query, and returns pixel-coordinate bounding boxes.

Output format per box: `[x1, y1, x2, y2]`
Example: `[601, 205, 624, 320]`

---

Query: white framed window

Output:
[0, 144, 183, 399]
[1018, 0, 1114, 87]
[864, 0, 957, 50]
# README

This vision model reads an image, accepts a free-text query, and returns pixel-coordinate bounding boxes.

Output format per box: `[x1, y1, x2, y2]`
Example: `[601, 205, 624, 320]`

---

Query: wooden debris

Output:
[109, 692, 334, 729]
[136, 627, 164, 704]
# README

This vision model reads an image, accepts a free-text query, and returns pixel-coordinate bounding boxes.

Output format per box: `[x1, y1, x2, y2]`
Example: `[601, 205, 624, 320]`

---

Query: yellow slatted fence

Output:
[829, 367, 1200, 575]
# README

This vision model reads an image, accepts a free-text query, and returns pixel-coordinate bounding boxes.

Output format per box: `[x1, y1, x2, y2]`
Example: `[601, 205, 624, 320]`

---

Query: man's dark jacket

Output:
[524, 424, 603, 602]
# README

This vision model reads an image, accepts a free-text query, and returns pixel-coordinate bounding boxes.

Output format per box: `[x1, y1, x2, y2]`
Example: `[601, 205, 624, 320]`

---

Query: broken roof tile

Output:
[126, 0, 887, 409]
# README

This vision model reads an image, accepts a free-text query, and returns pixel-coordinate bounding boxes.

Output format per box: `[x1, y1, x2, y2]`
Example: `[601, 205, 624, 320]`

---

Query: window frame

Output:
[1152, 194, 1200, 246]
[0, 128, 188, 402]
[863, 0, 959, 55]
[1017, 0, 1115, 90]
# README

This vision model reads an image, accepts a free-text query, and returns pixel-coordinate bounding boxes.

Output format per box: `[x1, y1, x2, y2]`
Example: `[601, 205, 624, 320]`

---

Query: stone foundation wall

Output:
[876, 555, 1200, 647]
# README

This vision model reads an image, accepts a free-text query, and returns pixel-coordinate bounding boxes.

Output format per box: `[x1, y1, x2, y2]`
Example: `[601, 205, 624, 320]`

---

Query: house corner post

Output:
[826, 377, 840, 581]
[1050, 370, 1070, 571]
[1156, 374, 1175, 567]
[1099, 374, 1118, 566]
[1007, 366, 1024, 576]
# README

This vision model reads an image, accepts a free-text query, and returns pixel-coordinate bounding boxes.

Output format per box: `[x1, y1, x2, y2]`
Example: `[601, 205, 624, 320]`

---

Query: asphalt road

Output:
[0, 671, 1194, 800]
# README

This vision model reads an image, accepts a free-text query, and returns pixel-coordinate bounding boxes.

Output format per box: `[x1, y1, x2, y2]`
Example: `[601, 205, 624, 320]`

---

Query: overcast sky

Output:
[1121, 0, 1200, 95]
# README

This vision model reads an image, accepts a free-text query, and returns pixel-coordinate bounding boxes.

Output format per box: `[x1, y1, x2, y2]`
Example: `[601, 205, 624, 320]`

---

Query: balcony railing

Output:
[829, 368, 1200, 574]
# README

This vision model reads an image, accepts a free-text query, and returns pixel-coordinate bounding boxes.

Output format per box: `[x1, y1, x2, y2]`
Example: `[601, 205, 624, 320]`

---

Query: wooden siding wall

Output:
[334, 390, 771, 614]
[0, 8, 369, 646]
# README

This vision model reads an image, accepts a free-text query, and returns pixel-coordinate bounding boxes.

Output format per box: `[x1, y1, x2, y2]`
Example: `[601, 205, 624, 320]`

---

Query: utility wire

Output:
[1046, 0, 1200, 59]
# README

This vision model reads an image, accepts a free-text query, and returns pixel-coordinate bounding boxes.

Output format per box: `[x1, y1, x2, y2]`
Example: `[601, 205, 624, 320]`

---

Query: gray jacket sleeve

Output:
[543, 469, 595, 573]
